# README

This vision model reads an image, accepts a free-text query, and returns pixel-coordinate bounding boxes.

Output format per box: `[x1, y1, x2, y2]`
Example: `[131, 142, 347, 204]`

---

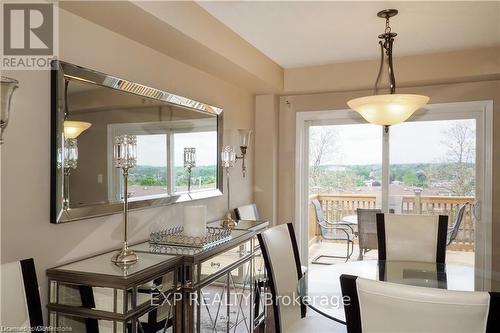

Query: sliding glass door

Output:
[389, 119, 476, 265]
[300, 101, 491, 285]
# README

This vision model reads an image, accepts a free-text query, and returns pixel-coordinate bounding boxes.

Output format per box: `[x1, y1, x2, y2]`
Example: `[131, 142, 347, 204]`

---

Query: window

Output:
[108, 120, 217, 202]
[173, 131, 218, 193]
[128, 134, 168, 198]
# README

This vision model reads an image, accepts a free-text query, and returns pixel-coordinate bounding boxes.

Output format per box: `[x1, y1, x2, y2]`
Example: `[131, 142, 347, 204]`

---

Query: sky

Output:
[310, 119, 476, 165]
[136, 131, 217, 167]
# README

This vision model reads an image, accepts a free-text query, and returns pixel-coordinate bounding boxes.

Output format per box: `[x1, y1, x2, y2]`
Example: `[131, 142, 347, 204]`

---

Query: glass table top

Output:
[298, 260, 486, 324]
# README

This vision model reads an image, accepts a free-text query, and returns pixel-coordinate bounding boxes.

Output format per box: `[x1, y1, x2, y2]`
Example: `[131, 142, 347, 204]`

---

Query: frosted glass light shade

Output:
[238, 129, 252, 147]
[347, 94, 430, 126]
[64, 121, 92, 139]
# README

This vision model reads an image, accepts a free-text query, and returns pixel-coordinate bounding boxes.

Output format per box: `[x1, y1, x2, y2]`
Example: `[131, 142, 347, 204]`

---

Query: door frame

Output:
[295, 100, 493, 289]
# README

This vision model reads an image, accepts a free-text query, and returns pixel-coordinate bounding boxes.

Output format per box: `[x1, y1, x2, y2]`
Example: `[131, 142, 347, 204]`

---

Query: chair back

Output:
[257, 223, 304, 332]
[311, 199, 326, 222]
[356, 209, 381, 251]
[376, 213, 448, 263]
[234, 203, 260, 221]
[1, 258, 43, 328]
[388, 195, 403, 214]
[311, 199, 331, 236]
[448, 204, 467, 245]
[340, 274, 499, 333]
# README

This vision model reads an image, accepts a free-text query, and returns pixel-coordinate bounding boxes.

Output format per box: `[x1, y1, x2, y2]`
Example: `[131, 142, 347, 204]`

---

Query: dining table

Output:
[297, 260, 481, 324]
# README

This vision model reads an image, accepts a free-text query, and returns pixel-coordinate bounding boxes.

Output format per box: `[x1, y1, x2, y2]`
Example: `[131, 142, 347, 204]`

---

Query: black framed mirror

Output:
[51, 61, 223, 223]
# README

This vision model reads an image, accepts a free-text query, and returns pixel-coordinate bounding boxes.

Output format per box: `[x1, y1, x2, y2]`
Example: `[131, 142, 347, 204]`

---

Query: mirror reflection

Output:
[52, 61, 223, 223]
[65, 80, 218, 209]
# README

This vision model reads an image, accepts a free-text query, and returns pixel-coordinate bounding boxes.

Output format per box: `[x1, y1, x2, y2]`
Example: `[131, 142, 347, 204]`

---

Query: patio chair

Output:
[447, 204, 467, 246]
[311, 199, 354, 264]
[356, 208, 381, 260]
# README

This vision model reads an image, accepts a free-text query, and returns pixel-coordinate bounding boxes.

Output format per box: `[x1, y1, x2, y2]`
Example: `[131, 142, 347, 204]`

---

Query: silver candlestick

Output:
[112, 134, 138, 265]
[184, 147, 196, 192]
[221, 146, 236, 228]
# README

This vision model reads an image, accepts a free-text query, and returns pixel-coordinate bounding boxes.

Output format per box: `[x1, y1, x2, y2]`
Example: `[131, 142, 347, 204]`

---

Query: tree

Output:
[309, 127, 338, 191]
[139, 175, 157, 186]
[442, 122, 475, 164]
[434, 121, 475, 196]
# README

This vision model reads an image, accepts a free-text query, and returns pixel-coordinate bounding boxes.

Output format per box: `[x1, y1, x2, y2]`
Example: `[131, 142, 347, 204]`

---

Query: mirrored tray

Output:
[149, 226, 232, 249]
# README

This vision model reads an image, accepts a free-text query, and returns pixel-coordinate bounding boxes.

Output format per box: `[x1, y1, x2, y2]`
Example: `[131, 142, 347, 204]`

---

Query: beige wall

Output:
[277, 80, 500, 287]
[285, 47, 500, 94]
[1, 8, 254, 317]
[254, 95, 279, 225]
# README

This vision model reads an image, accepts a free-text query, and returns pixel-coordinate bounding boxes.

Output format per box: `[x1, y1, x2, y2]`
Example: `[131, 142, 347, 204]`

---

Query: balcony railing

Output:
[309, 193, 475, 251]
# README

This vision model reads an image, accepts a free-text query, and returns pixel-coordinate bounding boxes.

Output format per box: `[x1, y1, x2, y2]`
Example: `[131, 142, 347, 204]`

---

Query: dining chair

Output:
[258, 223, 344, 332]
[1, 258, 44, 329]
[340, 274, 499, 333]
[234, 203, 260, 221]
[311, 199, 354, 264]
[236, 202, 308, 275]
[376, 213, 448, 263]
[356, 208, 381, 260]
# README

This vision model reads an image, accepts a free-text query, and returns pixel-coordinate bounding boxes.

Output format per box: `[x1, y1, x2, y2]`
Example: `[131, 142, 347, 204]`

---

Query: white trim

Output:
[295, 101, 493, 288]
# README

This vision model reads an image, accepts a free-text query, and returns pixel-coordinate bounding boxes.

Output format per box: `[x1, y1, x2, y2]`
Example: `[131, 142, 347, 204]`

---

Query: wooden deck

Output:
[308, 240, 474, 271]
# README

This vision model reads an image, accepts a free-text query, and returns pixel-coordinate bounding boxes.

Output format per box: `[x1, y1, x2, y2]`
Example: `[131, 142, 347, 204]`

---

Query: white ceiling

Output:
[198, 1, 500, 68]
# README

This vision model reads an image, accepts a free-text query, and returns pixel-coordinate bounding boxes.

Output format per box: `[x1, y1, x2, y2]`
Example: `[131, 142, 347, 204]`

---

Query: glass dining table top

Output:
[298, 260, 487, 324]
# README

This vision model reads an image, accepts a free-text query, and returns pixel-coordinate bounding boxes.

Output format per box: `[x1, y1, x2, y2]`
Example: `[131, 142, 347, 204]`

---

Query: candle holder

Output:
[235, 129, 252, 177]
[221, 146, 237, 228]
[111, 134, 139, 265]
[184, 147, 196, 192]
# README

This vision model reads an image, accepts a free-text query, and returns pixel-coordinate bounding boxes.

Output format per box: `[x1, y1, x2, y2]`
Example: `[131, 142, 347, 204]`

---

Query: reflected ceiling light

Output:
[347, 9, 429, 127]
[63, 120, 92, 139]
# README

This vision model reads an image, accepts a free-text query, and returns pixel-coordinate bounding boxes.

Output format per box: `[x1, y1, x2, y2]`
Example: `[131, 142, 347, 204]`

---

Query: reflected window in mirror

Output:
[128, 134, 168, 199]
[173, 131, 217, 194]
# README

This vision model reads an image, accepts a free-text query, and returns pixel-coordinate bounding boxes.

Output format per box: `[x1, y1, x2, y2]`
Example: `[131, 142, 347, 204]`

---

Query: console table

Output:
[47, 220, 269, 333]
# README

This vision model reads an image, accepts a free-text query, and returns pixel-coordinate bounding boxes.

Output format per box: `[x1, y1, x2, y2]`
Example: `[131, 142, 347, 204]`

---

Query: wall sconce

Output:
[112, 134, 138, 265]
[235, 129, 252, 177]
[62, 121, 91, 210]
[184, 147, 196, 192]
[221, 145, 236, 228]
[1, 76, 19, 144]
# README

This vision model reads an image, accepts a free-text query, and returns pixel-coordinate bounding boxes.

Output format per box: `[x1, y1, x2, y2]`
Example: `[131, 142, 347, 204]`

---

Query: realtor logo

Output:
[3, 3, 53, 55]
[1, 2, 57, 69]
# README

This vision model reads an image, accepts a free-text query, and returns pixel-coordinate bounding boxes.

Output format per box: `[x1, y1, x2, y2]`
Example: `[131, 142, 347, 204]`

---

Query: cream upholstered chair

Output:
[258, 223, 345, 332]
[376, 213, 448, 263]
[1, 258, 44, 329]
[234, 203, 260, 220]
[340, 274, 499, 333]
[238, 203, 308, 276]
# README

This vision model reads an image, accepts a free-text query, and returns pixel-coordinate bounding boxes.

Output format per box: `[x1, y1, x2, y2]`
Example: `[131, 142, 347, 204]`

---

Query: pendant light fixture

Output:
[347, 9, 429, 127]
